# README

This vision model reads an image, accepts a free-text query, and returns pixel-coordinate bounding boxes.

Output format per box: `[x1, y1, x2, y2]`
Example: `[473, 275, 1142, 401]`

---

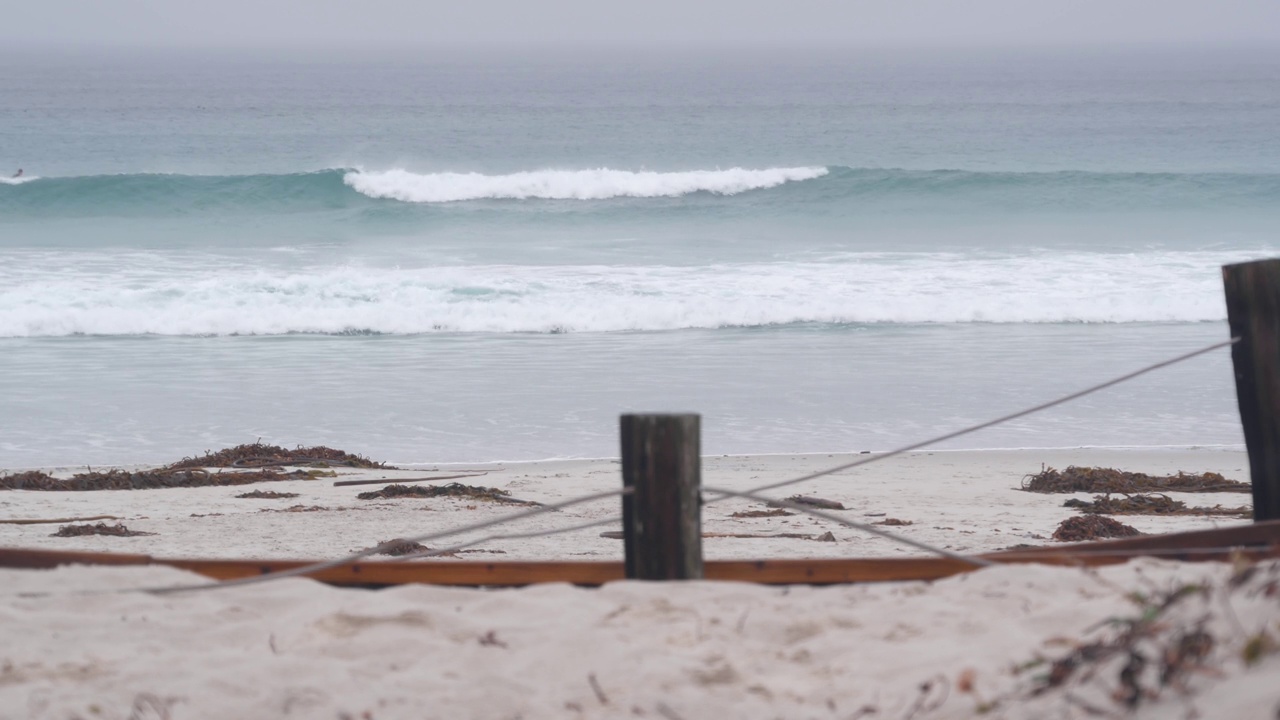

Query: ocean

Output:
[2, 47, 1278, 467]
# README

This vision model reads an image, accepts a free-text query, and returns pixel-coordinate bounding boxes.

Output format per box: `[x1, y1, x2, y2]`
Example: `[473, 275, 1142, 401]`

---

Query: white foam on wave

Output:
[342, 167, 830, 203]
[0, 251, 1245, 337]
[0, 175, 38, 185]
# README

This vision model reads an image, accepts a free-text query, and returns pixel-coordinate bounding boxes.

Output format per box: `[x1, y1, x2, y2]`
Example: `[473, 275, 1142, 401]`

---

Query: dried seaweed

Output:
[168, 442, 391, 470]
[767, 495, 846, 510]
[51, 522, 155, 537]
[375, 538, 430, 556]
[366, 539, 507, 558]
[1064, 494, 1250, 517]
[874, 518, 913, 526]
[703, 531, 836, 541]
[235, 490, 301, 499]
[356, 482, 538, 505]
[1052, 516, 1141, 542]
[1022, 466, 1247, 494]
[0, 467, 310, 491]
[730, 508, 794, 518]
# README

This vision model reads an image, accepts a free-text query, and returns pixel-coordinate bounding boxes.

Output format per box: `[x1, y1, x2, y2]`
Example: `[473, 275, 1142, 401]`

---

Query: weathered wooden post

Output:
[620, 413, 703, 579]
[1223, 259, 1280, 521]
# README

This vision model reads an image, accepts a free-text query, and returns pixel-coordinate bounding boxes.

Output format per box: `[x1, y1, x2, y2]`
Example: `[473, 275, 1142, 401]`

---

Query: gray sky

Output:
[4, 0, 1280, 49]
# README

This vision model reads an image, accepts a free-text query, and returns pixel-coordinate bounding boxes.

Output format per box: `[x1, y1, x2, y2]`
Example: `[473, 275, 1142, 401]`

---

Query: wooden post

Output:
[620, 414, 703, 580]
[1223, 259, 1280, 521]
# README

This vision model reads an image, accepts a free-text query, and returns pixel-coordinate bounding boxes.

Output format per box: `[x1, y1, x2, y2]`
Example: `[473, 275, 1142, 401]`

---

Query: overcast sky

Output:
[4, 0, 1279, 50]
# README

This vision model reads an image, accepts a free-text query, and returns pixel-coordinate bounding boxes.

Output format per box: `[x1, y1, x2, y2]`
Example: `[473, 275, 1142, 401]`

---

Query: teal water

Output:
[1, 47, 1276, 466]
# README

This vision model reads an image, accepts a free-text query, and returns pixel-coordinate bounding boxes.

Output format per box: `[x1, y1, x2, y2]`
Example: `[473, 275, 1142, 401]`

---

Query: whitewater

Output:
[1, 47, 1277, 466]
[0, 251, 1248, 337]
[343, 166, 829, 202]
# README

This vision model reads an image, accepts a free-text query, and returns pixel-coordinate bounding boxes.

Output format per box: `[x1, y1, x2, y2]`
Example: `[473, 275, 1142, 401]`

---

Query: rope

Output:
[143, 489, 630, 595]
[384, 516, 623, 562]
[703, 486, 993, 566]
[731, 337, 1239, 499]
[26, 336, 1235, 597]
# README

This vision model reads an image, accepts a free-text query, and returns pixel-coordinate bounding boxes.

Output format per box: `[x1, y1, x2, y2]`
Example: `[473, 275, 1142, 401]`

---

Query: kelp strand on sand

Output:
[0, 468, 313, 491]
[1022, 466, 1248, 494]
[1, 442, 390, 491]
[51, 522, 155, 538]
[1064, 494, 1251, 517]
[356, 482, 538, 505]
[168, 443, 391, 469]
[730, 508, 794, 518]
[767, 495, 846, 510]
[236, 490, 301, 499]
[369, 538, 507, 558]
[1052, 516, 1142, 542]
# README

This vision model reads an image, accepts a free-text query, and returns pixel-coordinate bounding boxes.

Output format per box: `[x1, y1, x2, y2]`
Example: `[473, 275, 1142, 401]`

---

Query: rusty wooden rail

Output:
[3, 520, 1276, 588]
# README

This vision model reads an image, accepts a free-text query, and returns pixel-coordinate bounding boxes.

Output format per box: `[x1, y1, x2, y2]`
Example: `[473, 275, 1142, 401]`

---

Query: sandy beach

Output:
[0, 448, 1256, 561]
[3, 447, 1277, 719]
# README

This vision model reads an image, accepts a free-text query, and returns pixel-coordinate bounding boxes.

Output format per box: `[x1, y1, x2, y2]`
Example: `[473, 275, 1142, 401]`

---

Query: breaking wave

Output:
[342, 167, 830, 202]
[0, 251, 1242, 337]
[3, 167, 1278, 217]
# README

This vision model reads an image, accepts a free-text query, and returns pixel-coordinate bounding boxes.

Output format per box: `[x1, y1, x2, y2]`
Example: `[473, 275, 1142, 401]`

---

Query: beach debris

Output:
[703, 531, 836, 541]
[588, 673, 610, 705]
[0, 467, 313, 491]
[168, 442, 393, 470]
[607, 530, 835, 541]
[901, 675, 949, 720]
[0, 514, 121, 525]
[767, 495, 846, 510]
[0, 471, 53, 488]
[1052, 516, 1141, 542]
[265, 505, 332, 513]
[874, 518, 913, 526]
[235, 490, 301, 499]
[478, 630, 507, 648]
[333, 471, 486, 488]
[1022, 466, 1248, 494]
[730, 508, 794, 518]
[1063, 494, 1250, 517]
[375, 538, 430, 556]
[51, 522, 155, 537]
[363, 538, 507, 558]
[355, 482, 538, 505]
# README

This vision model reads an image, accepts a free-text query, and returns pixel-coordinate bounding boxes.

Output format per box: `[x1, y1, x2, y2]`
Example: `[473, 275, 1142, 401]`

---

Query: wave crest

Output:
[342, 167, 829, 203]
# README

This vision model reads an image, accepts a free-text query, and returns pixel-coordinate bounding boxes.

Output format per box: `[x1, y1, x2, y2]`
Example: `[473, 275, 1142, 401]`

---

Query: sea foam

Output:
[0, 251, 1241, 337]
[342, 167, 830, 202]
